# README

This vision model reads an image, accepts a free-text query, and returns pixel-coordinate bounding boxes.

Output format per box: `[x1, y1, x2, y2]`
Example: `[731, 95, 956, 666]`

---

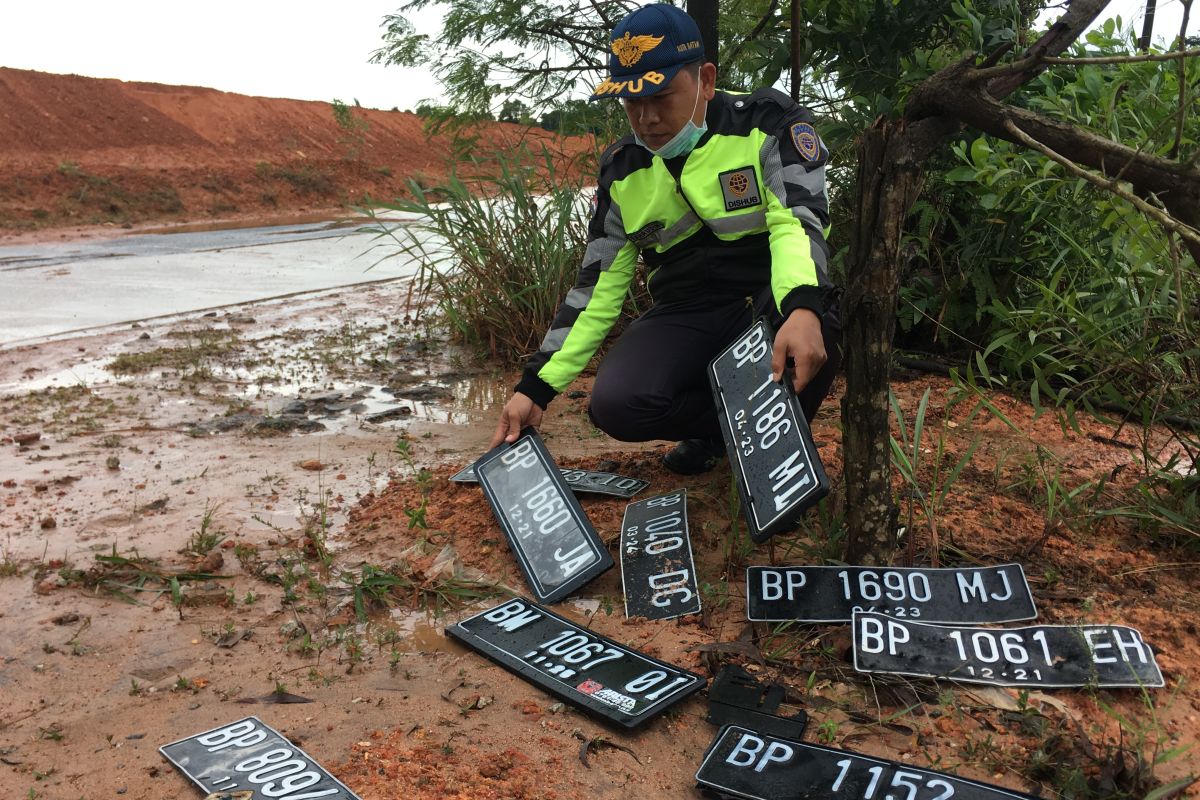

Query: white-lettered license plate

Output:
[620, 489, 701, 620]
[696, 724, 1038, 800]
[746, 564, 1035, 623]
[852, 612, 1165, 688]
[159, 717, 359, 799]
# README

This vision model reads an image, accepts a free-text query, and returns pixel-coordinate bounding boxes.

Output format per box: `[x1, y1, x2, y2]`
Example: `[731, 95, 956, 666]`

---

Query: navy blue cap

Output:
[590, 4, 704, 100]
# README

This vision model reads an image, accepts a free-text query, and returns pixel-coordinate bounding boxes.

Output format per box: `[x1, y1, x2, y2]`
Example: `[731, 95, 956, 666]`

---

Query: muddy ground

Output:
[1, 256, 1198, 799]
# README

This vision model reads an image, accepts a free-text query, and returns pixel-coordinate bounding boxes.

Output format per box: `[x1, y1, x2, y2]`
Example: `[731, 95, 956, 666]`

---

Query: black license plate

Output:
[620, 489, 701, 620]
[852, 612, 1165, 688]
[159, 716, 359, 800]
[746, 564, 1035, 624]
[696, 724, 1037, 800]
[452, 464, 648, 499]
[446, 598, 705, 728]
[475, 429, 613, 604]
[709, 320, 829, 543]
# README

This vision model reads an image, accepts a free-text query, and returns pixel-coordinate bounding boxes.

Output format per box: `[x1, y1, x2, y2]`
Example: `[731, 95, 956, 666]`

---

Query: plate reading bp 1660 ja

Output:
[709, 320, 829, 543]
[160, 716, 361, 800]
[695, 724, 1038, 800]
[446, 598, 705, 728]
[451, 464, 648, 499]
[746, 564, 1035, 624]
[852, 612, 1165, 688]
[620, 489, 701, 620]
[475, 429, 613, 604]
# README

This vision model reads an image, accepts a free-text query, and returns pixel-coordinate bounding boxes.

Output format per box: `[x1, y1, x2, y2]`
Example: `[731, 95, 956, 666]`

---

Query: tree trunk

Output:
[1139, 0, 1158, 52]
[687, 0, 720, 73]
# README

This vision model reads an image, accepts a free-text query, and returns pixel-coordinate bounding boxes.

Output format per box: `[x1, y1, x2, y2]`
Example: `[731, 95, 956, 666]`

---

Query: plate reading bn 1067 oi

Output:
[853, 612, 1165, 688]
[160, 716, 360, 800]
[747, 564, 1035, 624]
[475, 429, 612, 604]
[446, 598, 705, 728]
[620, 489, 701, 620]
[695, 725, 1038, 800]
[709, 320, 829, 543]
[451, 464, 648, 498]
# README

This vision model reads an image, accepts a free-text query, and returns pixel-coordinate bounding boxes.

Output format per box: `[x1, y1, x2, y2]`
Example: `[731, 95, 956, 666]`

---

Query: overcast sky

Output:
[1, 0, 1194, 111]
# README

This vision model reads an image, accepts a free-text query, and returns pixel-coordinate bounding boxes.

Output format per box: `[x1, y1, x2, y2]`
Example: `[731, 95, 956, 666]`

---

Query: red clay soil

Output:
[0, 66, 580, 235]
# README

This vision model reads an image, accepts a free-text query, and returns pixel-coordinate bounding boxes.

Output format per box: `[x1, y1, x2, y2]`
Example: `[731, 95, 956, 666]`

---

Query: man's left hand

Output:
[771, 309, 826, 393]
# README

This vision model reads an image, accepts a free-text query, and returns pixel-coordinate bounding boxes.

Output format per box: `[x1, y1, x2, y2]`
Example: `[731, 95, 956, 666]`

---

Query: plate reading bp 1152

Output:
[709, 320, 829, 543]
[474, 429, 613, 604]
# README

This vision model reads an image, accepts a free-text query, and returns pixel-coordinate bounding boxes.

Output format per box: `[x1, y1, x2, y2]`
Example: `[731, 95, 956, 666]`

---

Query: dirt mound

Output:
[0, 67, 576, 234]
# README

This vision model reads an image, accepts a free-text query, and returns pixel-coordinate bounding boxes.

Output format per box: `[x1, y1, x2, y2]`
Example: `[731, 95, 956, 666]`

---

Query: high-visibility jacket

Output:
[516, 87, 833, 409]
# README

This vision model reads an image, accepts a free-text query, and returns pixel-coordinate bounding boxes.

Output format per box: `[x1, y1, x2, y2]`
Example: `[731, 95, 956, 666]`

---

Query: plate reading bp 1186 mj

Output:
[451, 464, 648, 499]
[620, 489, 701, 620]
[709, 320, 829, 543]
[852, 612, 1165, 688]
[160, 716, 361, 800]
[446, 598, 705, 728]
[695, 724, 1038, 800]
[475, 430, 613, 604]
[747, 564, 1035, 624]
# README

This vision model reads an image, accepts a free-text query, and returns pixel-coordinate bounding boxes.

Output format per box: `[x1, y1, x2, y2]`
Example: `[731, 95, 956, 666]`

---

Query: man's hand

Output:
[490, 392, 544, 449]
[771, 309, 826, 393]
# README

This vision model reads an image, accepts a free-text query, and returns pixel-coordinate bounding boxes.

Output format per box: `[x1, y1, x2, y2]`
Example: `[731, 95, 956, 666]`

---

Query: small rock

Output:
[298, 460, 324, 471]
[366, 406, 413, 423]
[39, 516, 56, 530]
[280, 400, 309, 415]
[138, 332, 151, 340]
[14, 432, 41, 446]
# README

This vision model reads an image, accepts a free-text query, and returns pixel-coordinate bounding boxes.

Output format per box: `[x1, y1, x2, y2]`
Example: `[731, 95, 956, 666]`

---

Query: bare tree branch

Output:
[1172, 0, 1195, 158]
[724, 0, 779, 68]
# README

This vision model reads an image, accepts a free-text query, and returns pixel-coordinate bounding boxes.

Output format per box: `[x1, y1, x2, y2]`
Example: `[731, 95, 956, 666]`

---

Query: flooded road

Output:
[0, 214, 424, 344]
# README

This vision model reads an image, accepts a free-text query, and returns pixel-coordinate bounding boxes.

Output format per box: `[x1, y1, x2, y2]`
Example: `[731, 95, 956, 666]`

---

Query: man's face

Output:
[622, 63, 715, 150]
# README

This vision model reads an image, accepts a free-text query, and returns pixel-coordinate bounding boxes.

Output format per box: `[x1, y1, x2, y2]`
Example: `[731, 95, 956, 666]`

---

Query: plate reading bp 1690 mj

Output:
[475, 429, 613, 604]
[620, 489, 701, 620]
[446, 598, 705, 728]
[451, 464, 648, 499]
[852, 612, 1165, 688]
[746, 564, 1035, 624]
[159, 716, 360, 800]
[695, 724, 1038, 800]
[709, 320, 829, 543]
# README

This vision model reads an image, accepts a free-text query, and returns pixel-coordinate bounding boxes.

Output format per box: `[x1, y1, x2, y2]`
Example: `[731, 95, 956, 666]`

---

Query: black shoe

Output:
[662, 437, 726, 475]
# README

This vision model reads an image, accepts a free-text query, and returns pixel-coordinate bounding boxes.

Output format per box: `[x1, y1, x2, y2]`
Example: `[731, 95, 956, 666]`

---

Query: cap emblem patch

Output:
[611, 32, 665, 67]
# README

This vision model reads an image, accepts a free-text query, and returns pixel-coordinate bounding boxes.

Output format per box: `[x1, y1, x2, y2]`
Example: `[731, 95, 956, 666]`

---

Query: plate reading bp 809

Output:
[709, 320, 829, 543]
[619, 489, 701, 620]
[852, 612, 1165, 689]
[446, 598, 705, 728]
[474, 429, 613, 604]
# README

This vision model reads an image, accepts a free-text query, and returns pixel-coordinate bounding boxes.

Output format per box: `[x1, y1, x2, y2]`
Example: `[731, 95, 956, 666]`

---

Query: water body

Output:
[0, 214, 427, 344]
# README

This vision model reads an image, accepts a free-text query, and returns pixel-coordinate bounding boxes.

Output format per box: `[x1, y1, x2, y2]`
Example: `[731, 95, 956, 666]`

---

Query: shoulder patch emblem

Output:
[718, 166, 762, 212]
[790, 122, 820, 161]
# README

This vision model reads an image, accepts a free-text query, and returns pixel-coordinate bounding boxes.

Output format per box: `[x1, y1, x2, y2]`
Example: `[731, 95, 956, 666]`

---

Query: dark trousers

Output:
[588, 289, 841, 442]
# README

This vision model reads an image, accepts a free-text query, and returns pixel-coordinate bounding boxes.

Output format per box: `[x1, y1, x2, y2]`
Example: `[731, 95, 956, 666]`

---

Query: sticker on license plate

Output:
[695, 724, 1038, 800]
[746, 564, 1035, 624]
[852, 612, 1165, 688]
[620, 489, 701, 620]
[709, 320, 829, 543]
[446, 598, 705, 728]
[475, 430, 613, 604]
[159, 716, 360, 800]
[452, 464, 648, 498]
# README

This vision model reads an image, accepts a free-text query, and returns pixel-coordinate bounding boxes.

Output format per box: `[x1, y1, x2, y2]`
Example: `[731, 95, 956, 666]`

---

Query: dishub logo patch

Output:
[611, 32, 664, 67]
[719, 166, 761, 211]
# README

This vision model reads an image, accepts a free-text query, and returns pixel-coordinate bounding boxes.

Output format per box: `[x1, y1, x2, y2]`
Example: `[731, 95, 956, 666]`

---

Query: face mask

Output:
[634, 78, 707, 159]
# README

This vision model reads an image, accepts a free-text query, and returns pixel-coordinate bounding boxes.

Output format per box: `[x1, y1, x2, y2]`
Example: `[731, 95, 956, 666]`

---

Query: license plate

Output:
[709, 320, 829, 543]
[852, 612, 1165, 688]
[746, 564, 1035, 624]
[475, 430, 613, 604]
[446, 598, 705, 728]
[620, 489, 701, 620]
[695, 725, 1037, 800]
[451, 464, 648, 499]
[159, 717, 360, 800]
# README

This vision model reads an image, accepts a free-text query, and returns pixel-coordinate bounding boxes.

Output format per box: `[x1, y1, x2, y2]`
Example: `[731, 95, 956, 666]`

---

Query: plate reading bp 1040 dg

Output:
[620, 489, 701, 620]
[709, 320, 829, 543]
[695, 724, 1038, 800]
[451, 464, 648, 499]
[852, 612, 1165, 689]
[474, 429, 613, 604]
[446, 598, 705, 728]
[746, 564, 1036, 624]
[159, 716, 361, 800]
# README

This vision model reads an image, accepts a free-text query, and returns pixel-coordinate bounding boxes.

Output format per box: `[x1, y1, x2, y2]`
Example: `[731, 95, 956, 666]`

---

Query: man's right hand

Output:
[490, 392, 544, 448]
